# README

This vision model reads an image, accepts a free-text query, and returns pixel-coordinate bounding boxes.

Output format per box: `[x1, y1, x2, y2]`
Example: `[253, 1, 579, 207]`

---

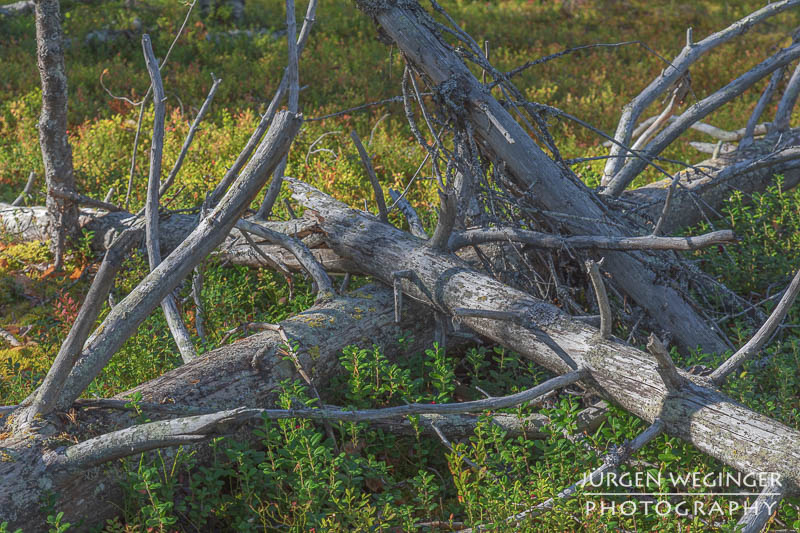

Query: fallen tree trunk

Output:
[288, 178, 800, 493]
[357, 0, 729, 354]
[0, 284, 438, 529]
[625, 132, 800, 234]
[0, 203, 359, 273]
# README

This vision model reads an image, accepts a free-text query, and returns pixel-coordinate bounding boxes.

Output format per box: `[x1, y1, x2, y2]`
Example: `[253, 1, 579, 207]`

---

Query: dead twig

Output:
[350, 130, 389, 223]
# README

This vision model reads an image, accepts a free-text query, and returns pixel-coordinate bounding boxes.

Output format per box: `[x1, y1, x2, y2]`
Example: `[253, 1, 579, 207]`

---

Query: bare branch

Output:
[741, 67, 784, 148]
[630, 73, 690, 151]
[774, 62, 800, 133]
[448, 228, 735, 252]
[255, 0, 301, 220]
[388, 187, 427, 238]
[456, 420, 665, 532]
[207, 0, 317, 206]
[392, 270, 413, 322]
[711, 268, 800, 384]
[48, 187, 123, 212]
[651, 172, 681, 236]
[236, 218, 334, 301]
[602, 0, 800, 183]
[26, 228, 140, 420]
[142, 34, 197, 365]
[350, 130, 389, 223]
[733, 475, 786, 533]
[49, 408, 254, 474]
[602, 116, 769, 147]
[0, 0, 32, 16]
[51, 111, 301, 412]
[191, 263, 206, 342]
[158, 73, 221, 198]
[11, 171, 36, 207]
[285, 0, 299, 113]
[647, 334, 686, 391]
[52, 368, 587, 472]
[123, 0, 197, 210]
[428, 189, 456, 251]
[605, 40, 800, 196]
[237, 228, 293, 279]
[0, 326, 22, 347]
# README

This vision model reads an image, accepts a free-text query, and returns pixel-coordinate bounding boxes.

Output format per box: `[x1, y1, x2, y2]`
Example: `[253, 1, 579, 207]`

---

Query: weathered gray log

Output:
[0, 284, 436, 530]
[0, 203, 360, 276]
[288, 178, 800, 494]
[358, 0, 728, 354]
[624, 131, 800, 234]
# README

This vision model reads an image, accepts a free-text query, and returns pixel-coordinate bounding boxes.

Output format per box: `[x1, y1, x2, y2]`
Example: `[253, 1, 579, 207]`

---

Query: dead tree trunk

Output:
[287, 178, 800, 492]
[34, 0, 80, 269]
[0, 284, 438, 529]
[355, 0, 730, 354]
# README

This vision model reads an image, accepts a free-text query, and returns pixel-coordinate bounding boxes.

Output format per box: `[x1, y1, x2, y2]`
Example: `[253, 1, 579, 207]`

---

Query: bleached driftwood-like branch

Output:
[711, 268, 800, 384]
[208, 0, 317, 206]
[142, 34, 197, 364]
[350, 129, 389, 222]
[448, 227, 735, 252]
[601, 0, 800, 183]
[51, 369, 586, 472]
[236, 218, 334, 301]
[46, 111, 301, 414]
[604, 40, 800, 196]
[455, 420, 665, 532]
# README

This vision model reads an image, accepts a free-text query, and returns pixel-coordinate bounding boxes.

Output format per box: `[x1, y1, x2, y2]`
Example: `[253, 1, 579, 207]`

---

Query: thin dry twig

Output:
[351, 130, 389, 223]
[711, 268, 800, 384]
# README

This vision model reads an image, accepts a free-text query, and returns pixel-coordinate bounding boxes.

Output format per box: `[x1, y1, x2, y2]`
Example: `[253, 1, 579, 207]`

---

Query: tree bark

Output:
[357, 0, 728, 354]
[287, 178, 800, 494]
[34, 0, 80, 268]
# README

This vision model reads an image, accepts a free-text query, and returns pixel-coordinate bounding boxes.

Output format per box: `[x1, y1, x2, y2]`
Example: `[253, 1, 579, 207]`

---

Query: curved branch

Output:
[50, 369, 586, 473]
[236, 217, 335, 301]
[602, 0, 800, 182]
[605, 41, 800, 196]
[711, 268, 800, 384]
